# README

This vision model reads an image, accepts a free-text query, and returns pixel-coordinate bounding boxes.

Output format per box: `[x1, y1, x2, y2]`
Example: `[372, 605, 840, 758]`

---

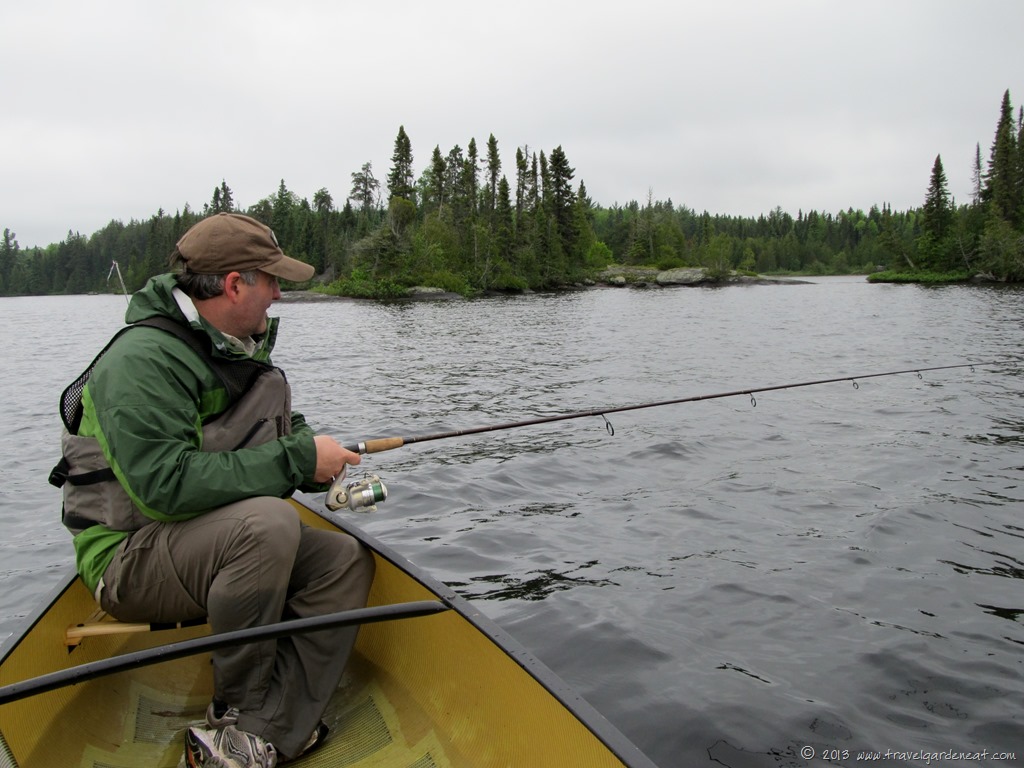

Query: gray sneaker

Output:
[205, 700, 328, 762]
[185, 723, 278, 768]
[206, 701, 240, 728]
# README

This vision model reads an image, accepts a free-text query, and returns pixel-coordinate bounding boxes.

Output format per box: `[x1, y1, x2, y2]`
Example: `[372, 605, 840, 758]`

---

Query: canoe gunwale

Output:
[298, 492, 660, 768]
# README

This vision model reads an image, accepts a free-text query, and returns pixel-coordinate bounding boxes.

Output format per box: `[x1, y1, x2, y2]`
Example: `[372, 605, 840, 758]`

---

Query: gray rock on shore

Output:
[596, 266, 811, 286]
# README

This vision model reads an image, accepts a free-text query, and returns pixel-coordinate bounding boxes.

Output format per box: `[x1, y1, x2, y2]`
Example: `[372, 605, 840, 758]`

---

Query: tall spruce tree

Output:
[495, 176, 514, 265]
[0, 228, 18, 294]
[1017, 105, 1024, 226]
[485, 134, 501, 219]
[983, 90, 1018, 223]
[428, 146, 446, 214]
[971, 143, 984, 205]
[271, 180, 297, 249]
[547, 146, 578, 264]
[387, 126, 416, 203]
[465, 138, 480, 217]
[921, 155, 952, 240]
[514, 147, 529, 221]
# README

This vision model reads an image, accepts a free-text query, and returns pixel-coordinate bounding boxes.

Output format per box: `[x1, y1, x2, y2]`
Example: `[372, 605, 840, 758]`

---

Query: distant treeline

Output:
[2, 91, 1022, 298]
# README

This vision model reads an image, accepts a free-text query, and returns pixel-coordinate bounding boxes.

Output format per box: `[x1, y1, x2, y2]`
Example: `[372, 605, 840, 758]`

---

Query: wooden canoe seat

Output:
[65, 606, 207, 648]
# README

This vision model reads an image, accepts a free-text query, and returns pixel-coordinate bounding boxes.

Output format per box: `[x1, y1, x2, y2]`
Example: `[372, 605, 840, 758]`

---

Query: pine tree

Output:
[465, 138, 480, 217]
[387, 126, 416, 203]
[349, 162, 380, 216]
[219, 180, 235, 212]
[271, 180, 297, 249]
[983, 90, 1017, 223]
[547, 146, 578, 265]
[514, 147, 529, 221]
[465, 139, 480, 272]
[971, 143, 983, 205]
[921, 154, 953, 242]
[427, 146, 446, 213]
[206, 180, 234, 215]
[1016, 105, 1024, 226]
[0, 228, 18, 294]
[485, 134, 501, 219]
[313, 188, 334, 273]
[495, 176, 514, 264]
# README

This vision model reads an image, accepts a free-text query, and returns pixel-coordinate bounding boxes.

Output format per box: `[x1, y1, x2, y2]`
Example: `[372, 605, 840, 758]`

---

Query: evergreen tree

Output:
[971, 143, 983, 206]
[425, 146, 446, 213]
[271, 180, 297, 249]
[464, 138, 480, 273]
[1017, 106, 1024, 226]
[514, 147, 529, 221]
[0, 228, 17, 294]
[443, 143, 468, 261]
[495, 176, 514, 264]
[206, 180, 234, 215]
[918, 155, 954, 271]
[219, 180, 235, 212]
[465, 138, 480, 218]
[313, 187, 334, 215]
[547, 146, 578, 265]
[387, 125, 415, 203]
[485, 134, 501, 219]
[312, 187, 334, 273]
[349, 162, 380, 216]
[983, 90, 1018, 223]
[921, 154, 953, 241]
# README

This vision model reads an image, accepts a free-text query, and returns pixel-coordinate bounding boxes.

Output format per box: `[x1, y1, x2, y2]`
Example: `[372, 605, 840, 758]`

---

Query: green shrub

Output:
[867, 270, 972, 284]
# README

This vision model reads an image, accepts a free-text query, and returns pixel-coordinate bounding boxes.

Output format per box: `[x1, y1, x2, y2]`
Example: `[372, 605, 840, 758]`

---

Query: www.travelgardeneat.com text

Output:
[800, 745, 1016, 763]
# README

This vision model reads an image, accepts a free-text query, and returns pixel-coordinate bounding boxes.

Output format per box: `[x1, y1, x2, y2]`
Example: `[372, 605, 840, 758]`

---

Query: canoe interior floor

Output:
[15, 651, 456, 768]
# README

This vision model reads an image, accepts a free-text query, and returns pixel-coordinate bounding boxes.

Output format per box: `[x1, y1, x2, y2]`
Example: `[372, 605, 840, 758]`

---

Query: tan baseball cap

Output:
[175, 213, 315, 282]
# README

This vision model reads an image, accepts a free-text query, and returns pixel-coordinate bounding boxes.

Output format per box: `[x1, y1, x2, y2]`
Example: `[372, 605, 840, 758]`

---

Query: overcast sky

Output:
[3, 1, 1022, 248]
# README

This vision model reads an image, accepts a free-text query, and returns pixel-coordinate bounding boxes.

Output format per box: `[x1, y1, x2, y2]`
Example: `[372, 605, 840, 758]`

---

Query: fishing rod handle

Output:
[346, 437, 405, 455]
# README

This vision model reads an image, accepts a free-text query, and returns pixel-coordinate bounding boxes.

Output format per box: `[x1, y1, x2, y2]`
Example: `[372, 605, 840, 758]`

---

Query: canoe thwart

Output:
[65, 607, 208, 648]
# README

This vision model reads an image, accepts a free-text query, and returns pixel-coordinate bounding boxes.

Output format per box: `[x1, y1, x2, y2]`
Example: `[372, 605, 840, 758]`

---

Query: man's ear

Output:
[223, 271, 244, 301]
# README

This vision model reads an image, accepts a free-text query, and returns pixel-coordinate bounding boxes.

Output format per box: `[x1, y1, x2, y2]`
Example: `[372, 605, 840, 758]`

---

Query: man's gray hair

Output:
[170, 248, 258, 299]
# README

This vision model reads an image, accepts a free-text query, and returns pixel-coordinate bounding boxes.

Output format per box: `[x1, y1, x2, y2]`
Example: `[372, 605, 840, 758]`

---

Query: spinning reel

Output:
[325, 467, 388, 513]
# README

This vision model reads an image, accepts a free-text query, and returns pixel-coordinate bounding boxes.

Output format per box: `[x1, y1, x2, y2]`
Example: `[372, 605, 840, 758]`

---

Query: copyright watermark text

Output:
[799, 745, 1016, 763]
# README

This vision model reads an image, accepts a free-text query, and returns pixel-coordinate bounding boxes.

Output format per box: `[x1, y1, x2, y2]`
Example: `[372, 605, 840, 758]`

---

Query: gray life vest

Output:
[51, 317, 292, 535]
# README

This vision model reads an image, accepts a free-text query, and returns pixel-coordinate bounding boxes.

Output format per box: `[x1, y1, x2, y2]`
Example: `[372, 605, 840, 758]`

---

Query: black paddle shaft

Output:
[0, 600, 448, 706]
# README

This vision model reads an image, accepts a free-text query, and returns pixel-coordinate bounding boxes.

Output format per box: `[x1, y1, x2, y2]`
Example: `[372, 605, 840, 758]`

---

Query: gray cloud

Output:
[2, 0, 1021, 247]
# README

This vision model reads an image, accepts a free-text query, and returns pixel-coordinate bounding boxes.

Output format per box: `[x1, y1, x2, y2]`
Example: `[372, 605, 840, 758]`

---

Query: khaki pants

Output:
[99, 497, 375, 759]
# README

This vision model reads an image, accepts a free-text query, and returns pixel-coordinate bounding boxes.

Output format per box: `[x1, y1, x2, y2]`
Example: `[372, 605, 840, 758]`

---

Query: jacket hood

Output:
[125, 274, 186, 325]
[125, 274, 279, 360]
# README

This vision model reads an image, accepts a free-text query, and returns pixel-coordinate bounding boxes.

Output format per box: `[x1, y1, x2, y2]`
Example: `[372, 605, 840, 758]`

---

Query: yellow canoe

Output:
[0, 493, 657, 768]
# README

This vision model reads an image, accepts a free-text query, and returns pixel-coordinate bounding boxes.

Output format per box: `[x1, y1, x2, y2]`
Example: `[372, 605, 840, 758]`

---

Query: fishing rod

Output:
[327, 360, 1000, 510]
[345, 361, 997, 455]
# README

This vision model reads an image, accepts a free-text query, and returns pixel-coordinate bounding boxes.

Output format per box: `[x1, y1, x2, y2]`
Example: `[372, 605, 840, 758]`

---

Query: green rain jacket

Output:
[66, 274, 320, 593]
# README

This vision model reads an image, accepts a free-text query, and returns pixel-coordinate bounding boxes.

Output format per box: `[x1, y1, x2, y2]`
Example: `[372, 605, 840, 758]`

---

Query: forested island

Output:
[1, 90, 1021, 299]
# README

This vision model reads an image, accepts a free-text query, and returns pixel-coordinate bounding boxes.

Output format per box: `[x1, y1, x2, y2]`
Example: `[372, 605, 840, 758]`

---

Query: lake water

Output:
[2, 277, 1022, 766]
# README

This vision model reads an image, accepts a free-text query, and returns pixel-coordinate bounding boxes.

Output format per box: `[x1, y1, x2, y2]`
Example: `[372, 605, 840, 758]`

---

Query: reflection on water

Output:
[3, 279, 1024, 766]
[459, 561, 616, 601]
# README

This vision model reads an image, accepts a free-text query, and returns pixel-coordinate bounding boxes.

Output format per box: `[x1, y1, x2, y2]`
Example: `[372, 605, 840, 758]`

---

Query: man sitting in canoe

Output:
[52, 212, 376, 767]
